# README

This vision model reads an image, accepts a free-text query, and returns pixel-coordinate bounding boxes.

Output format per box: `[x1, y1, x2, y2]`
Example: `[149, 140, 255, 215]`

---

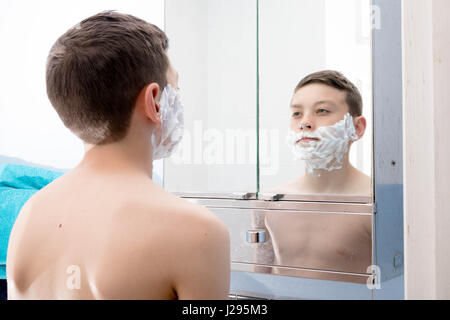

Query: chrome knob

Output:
[246, 229, 266, 243]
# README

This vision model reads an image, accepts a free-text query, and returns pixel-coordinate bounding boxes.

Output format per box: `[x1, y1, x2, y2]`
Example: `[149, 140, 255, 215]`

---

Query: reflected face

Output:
[290, 83, 350, 143]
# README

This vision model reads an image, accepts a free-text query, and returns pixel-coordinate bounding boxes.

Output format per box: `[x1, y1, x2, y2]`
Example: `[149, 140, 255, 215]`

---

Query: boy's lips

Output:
[298, 137, 320, 143]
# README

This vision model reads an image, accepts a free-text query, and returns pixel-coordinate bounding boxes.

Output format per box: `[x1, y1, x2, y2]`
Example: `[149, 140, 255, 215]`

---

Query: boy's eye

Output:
[317, 109, 329, 114]
[292, 112, 301, 117]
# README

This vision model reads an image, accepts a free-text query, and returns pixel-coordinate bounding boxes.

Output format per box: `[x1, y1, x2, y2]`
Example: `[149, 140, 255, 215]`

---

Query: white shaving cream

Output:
[286, 113, 358, 174]
[151, 84, 184, 160]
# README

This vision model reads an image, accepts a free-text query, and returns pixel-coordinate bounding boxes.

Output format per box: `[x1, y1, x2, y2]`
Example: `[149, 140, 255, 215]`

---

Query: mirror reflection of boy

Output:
[271, 70, 371, 195]
[253, 71, 372, 281]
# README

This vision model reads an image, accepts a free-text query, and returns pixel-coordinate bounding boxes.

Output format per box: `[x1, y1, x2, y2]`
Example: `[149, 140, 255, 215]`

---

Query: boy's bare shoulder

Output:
[124, 182, 230, 277]
[144, 183, 227, 232]
[102, 180, 229, 243]
[350, 169, 372, 195]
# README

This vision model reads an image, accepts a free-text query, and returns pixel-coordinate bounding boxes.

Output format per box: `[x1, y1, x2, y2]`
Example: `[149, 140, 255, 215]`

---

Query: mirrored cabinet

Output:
[163, 0, 403, 298]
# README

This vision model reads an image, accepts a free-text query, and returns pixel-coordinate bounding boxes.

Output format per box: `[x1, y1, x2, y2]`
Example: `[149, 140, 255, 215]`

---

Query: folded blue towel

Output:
[0, 163, 64, 279]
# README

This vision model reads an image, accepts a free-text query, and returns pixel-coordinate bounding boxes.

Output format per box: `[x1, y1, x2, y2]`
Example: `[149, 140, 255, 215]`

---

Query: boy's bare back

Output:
[6, 167, 230, 299]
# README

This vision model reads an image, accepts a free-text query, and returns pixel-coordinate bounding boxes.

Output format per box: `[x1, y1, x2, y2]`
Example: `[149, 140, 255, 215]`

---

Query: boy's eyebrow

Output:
[314, 100, 339, 108]
[290, 100, 338, 108]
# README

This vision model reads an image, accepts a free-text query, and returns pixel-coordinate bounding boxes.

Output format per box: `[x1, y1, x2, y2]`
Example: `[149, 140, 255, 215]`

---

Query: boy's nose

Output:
[299, 117, 314, 131]
[298, 112, 315, 131]
[299, 123, 313, 130]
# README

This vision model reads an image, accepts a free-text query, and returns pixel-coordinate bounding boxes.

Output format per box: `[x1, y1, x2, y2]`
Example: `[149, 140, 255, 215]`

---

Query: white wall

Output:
[0, 0, 164, 171]
[403, 0, 450, 299]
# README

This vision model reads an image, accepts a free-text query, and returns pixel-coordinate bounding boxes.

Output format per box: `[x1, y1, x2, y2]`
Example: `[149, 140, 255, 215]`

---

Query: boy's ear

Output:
[353, 116, 367, 140]
[141, 83, 161, 126]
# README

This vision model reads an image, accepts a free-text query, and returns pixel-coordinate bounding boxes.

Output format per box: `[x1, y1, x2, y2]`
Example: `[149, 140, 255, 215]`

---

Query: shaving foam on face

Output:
[151, 84, 184, 160]
[286, 113, 358, 174]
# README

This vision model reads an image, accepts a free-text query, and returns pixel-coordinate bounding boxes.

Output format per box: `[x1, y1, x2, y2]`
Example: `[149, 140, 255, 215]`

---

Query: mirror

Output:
[255, 0, 374, 282]
[258, 0, 373, 198]
[165, 0, 373, 199]
[164, 0, 375, 283]
[164, 0, 258, 194]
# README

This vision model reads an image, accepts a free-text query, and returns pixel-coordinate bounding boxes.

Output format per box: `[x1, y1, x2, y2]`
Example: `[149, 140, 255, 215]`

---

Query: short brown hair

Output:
[295, 70, 363, 117]
[46, 11, 169, 145]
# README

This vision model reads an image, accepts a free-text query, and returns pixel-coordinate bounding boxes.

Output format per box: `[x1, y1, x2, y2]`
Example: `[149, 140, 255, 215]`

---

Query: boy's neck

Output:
[78, 134, 154, 179]
[298, 155, 357, 194]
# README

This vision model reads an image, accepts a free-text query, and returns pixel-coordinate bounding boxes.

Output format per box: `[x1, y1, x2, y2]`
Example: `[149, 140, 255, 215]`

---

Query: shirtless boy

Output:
[6, 11, 230, 300]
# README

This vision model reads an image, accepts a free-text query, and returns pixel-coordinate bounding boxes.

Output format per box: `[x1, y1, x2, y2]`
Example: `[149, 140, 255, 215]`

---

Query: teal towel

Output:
[0, 164, 64, 279]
